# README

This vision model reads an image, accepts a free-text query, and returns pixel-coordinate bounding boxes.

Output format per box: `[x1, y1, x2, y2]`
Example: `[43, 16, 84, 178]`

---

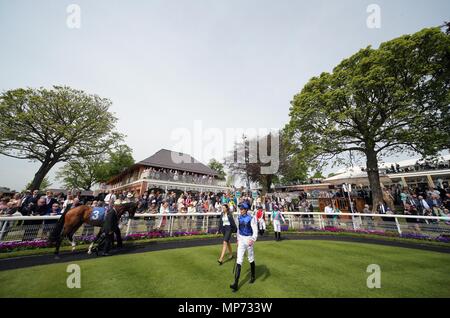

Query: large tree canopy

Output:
[225, 133, 281, 193]
[56, 145, 134, 190]
[0, 86, 123, 190]
[56, 156, 103, 191]
[208, 159, 226, 180]
[57, 145, 134, 190]
[286, 27, 450, 208]
[94, 145, 135, 183]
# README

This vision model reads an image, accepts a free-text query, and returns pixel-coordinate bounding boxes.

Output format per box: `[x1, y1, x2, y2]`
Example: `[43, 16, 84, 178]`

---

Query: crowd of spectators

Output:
[101, 189, 311, 215]
[127, 167, 217, 185]
[383, 159, 450, 174]
[2, 182, 449, 240]
[0, 190, 66, 217]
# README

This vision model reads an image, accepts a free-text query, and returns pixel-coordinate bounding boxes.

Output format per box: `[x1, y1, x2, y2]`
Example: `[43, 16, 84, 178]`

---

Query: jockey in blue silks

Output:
[230, 202, 258, 292]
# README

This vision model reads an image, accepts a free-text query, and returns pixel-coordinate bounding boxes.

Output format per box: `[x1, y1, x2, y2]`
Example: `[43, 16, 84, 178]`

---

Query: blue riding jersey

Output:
[238, 213, 254, 237]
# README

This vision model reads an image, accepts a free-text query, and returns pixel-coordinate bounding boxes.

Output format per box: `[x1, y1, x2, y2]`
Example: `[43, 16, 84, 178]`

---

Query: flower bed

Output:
[1, 227, 448, 253]
[0, 230, 214, 252]
[299, 226, 450, 243]
[0, 240, 49, 252]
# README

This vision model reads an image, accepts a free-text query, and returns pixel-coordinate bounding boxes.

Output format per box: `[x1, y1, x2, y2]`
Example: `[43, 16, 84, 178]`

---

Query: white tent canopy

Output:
[324, 166, 391, 186]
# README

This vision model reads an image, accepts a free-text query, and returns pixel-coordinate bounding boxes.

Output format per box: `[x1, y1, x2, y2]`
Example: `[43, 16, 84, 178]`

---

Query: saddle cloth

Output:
[90, 207, 106, 222]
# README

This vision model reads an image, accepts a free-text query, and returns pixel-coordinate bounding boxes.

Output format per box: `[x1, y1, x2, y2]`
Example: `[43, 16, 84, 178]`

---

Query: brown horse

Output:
[49, 202, 137, 258]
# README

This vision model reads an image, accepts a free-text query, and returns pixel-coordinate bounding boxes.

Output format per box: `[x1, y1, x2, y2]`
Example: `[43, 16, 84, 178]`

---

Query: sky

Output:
[0, 0, 449, 191]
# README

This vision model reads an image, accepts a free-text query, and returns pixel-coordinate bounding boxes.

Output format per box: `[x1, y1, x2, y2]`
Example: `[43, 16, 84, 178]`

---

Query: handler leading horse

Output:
[49, 201, 137, 258]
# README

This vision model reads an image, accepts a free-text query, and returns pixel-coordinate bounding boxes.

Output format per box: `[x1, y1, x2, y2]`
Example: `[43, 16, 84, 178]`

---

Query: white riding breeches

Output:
[258, 218, 266, 230]
[273, 219, 281, 232]
[237, 236, 255, 265]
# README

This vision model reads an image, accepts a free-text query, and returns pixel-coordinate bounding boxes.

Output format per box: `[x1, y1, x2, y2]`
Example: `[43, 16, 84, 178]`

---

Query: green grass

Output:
[2, 231, 449, 260]
[1, 240, 449, 298]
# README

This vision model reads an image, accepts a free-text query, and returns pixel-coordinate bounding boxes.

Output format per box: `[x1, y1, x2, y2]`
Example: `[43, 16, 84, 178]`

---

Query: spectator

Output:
[324, 203, 335, 226]
[404, 202, 420, 233]
[19, 190, 33, 215]
[43, 202, 61, 236]
[44, 191, 57, 215]
[23, 198, 47, 240]
[157, 201, 169, 230]
[362, 204, 374, 230]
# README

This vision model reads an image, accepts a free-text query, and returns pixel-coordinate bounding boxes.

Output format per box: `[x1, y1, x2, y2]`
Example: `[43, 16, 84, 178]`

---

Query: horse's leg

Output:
[88, 229, 102, 255]
[68, 220, 84, 252]
[54, 227, 68, 259]
[67, 230, 76, 252]
[54, 237, 62, 259]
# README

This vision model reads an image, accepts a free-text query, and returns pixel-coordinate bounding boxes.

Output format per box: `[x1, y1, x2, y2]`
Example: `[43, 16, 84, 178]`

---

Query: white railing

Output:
[1, 212, 449, 243]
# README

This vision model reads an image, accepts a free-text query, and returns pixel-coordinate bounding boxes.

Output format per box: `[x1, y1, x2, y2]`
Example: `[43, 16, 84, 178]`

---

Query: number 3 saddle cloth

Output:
[89, 207, 107, 225]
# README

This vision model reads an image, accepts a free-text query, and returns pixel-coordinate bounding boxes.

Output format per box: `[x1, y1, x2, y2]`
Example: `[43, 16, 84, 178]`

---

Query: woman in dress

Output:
[217, 204, 237, 265]
[157, 201, 170, 231]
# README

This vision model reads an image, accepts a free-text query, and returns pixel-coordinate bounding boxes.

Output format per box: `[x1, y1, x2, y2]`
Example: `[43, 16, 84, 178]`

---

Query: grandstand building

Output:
[105, 149, 230, 195]
[380, 154, 450, 189]
[323, 154, 450, 189]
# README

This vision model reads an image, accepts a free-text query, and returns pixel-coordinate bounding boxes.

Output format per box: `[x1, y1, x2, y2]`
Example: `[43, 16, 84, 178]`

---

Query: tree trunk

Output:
[265, 175, 273, 193]
[365, 149, 383, 212]
[29, 160, 56, 191]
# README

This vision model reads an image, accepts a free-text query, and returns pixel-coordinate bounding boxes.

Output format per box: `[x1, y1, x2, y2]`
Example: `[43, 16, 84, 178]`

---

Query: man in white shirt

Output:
[104, 190, 116, 208]
[324, 203, 335, 226]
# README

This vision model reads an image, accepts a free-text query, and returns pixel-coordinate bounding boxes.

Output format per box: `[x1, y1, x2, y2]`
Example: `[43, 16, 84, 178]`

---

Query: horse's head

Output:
[115, 201, 138, 218]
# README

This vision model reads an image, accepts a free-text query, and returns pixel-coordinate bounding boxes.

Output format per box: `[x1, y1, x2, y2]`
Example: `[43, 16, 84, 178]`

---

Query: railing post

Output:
[394, 217, 402, 235]
[206, 215, 209, 233]
[318, 214, 324, 230]
[351, 214, 356, 230]
[169, 215, 173, 237]
[125, 219, 132, 236]
[0, 220, 8, 241]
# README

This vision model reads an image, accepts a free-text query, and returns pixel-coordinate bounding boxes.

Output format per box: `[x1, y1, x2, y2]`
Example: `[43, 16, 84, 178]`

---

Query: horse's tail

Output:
[49, 211, 66, 242]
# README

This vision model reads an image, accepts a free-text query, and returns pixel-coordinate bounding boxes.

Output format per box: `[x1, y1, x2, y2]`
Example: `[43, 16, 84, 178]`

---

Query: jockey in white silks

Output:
[271, 205, 286, 241]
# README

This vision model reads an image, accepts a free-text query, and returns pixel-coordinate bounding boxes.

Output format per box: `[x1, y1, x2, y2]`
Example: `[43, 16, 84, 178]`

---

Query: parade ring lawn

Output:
[0, 240, 449, 298]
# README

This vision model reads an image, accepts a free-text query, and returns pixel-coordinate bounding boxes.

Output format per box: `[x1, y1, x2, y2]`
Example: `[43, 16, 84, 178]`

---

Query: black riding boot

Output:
[230, 264, 241, 292]
[278, 232, 282, 241]
[274, 232, 278, 241]
[250, 261, 256, 283]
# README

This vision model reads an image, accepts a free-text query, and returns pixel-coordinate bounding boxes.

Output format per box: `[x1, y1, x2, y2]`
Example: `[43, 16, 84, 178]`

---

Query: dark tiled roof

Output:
[138, 149, 218, 176]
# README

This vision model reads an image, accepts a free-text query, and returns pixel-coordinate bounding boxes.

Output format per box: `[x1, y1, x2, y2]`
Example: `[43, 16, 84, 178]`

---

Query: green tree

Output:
[311, 171, 325, 179]
[95, 145, 135, 183]
[286, 28, 450, 207]
[208, 159, 226, 180]
[226, 133, 280, 193]
[0, 86, 122, 190]
[25, 176, 52, 191]
[56, 156, 103, 191]
[277, 132, 309, 185]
